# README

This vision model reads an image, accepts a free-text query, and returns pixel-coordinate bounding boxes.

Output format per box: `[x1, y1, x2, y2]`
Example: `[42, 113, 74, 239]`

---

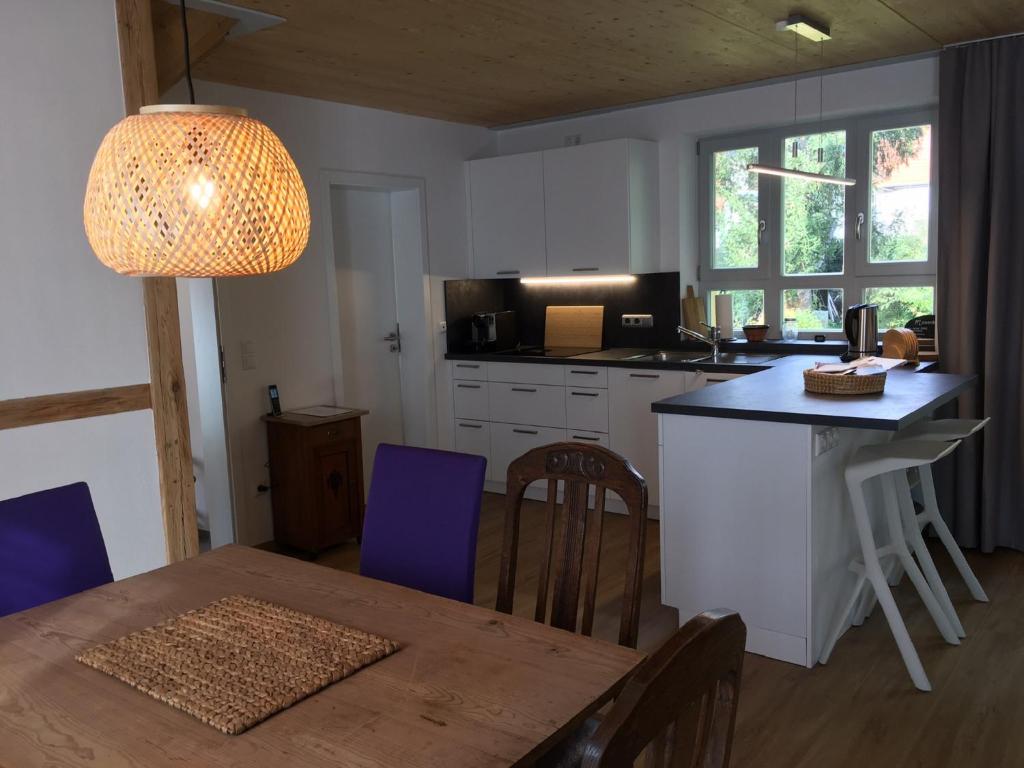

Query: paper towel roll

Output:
[715, 293, 733, 339]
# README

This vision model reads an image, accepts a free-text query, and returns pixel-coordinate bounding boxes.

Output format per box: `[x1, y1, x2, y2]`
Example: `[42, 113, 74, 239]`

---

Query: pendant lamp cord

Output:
[179, 0, 196, 104]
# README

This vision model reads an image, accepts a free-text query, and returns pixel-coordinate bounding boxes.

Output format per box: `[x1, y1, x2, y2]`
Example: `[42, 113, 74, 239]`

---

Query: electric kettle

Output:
[841, 303, 879, 362]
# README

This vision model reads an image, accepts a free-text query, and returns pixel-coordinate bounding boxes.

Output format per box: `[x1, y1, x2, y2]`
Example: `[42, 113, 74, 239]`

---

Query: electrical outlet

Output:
[439, 320, 447, 332]
[621, 314, 654, 328]
[564, 134, 582, 146]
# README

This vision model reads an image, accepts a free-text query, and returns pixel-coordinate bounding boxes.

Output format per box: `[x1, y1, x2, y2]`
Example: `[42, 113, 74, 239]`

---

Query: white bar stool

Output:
[894, 418, 991, 609]
[820, 439, 963, 692]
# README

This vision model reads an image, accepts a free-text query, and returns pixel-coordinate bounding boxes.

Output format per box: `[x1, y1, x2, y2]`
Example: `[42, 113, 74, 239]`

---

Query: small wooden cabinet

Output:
[263, 409, 368, 553]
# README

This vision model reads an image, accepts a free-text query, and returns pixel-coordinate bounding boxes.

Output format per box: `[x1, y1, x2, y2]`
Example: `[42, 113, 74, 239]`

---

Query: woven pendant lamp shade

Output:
[84, 105, 310, 277]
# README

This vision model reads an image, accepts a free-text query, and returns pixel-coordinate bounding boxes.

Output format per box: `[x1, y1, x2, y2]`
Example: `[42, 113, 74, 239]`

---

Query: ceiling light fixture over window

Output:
[83, 0, 309, 277]
[747, 14, 855, 188]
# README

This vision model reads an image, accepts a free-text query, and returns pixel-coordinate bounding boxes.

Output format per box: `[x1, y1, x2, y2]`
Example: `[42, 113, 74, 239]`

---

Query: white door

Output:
[331, 187, 405, 487]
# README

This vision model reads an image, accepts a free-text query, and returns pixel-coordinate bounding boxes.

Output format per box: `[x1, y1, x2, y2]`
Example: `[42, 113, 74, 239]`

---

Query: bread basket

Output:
[804, 368, 887, 395]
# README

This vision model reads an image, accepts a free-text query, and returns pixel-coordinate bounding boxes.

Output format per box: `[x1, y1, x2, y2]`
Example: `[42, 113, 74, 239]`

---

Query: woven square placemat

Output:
[76, 594, 400, 735]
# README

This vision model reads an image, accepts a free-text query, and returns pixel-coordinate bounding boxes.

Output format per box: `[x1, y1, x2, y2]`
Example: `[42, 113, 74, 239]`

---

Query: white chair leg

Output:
[894, 470, 965, 637]
[846, 475, 931, 691]
[918, 465, 989, 602]
[881, 475, 960, 646]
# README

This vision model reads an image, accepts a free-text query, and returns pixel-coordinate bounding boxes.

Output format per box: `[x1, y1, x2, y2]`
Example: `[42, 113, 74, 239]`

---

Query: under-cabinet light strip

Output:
[519, 275, 638, 286]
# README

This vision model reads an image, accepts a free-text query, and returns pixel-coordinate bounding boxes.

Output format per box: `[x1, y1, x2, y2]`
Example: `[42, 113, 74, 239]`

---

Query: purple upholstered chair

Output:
[360, 444, 486, 603]
[0, 482, 113, 617]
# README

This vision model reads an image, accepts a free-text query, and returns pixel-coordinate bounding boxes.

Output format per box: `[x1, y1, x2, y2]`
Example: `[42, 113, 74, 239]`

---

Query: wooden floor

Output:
[312, 492, 1024, 768]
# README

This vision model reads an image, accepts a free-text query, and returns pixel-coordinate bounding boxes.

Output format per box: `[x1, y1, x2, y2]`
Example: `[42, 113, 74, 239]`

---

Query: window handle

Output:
[757, 219, 766, 244]
[856, 212, 865, 241]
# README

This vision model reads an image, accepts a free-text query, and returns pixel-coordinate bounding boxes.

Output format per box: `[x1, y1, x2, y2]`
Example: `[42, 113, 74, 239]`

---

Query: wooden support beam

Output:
[115, 0, 199, 563]
[0, 385, 152, 431]
[151, 0, 235, 96]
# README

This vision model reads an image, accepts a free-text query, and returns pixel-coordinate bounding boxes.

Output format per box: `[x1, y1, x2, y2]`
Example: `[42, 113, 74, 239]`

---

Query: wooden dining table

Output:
[0, 545, 642, 767]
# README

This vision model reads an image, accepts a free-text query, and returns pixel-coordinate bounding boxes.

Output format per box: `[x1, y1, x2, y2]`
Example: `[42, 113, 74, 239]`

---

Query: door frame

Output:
[319, 169, 438, 449]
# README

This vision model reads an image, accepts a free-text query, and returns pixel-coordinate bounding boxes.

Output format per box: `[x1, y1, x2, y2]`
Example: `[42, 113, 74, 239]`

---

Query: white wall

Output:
[186, 81, 494, 545]
[495, 56, 940, 284]
[0, 0, 165, 578]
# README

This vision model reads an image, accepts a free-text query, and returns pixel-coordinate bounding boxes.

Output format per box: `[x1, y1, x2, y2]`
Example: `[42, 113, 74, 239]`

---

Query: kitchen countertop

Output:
[445, 346, 785, 374]
[651, 354, 972, 431]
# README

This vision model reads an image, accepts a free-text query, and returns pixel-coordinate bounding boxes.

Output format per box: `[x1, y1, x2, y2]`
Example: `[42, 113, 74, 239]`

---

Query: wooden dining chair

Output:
[0, 482, 113, 618]
[581, 610, 747, 768]
[496, 442, 647, 648]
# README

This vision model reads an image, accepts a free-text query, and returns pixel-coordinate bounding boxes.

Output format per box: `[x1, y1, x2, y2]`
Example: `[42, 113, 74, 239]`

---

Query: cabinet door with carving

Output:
[315, 445, 360, 545]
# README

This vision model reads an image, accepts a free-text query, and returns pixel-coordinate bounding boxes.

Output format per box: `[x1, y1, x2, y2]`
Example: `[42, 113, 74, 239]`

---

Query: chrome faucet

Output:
[677, 322, 722, 359]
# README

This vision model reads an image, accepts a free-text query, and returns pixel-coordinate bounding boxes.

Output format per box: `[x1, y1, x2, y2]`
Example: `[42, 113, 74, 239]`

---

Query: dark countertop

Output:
[445, 346, 785, 374]
[651, 355, 973, 431]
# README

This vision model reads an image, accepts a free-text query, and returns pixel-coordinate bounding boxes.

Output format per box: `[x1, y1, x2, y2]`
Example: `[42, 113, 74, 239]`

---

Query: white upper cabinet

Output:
[467, 152, 547, 279]
[543, 139, 659, 276]
[466, 139, 660, 279]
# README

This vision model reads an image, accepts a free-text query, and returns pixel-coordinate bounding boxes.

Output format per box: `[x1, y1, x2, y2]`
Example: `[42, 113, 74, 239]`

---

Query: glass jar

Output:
[783, 317, 799, 341]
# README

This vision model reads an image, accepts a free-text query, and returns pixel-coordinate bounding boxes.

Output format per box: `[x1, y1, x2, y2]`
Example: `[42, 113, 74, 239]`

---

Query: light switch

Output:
[240, 340, 256, 371]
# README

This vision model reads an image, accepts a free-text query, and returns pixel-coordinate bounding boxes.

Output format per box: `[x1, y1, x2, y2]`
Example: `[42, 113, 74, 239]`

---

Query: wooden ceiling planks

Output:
[154, 0, 1024, 125]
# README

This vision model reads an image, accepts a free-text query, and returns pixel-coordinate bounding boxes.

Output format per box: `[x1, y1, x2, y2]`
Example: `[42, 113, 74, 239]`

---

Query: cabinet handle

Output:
[458, 422, 483, 429]
[513, 428, 538, 435]
[510, 387, 537, 393]
[571, 267, 600, 272]
[496, 269, 520, 275]
[570, 391, 599, 397]
[569, 369, 598, 375]
[457, 383, 482, 389]
[571, 434, 601, 442]
[456, 363, 480, 369]
[629, 373, 660, 379]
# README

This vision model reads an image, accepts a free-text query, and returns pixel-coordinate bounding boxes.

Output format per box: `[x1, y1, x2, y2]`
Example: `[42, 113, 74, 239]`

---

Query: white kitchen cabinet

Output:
[566, 429, 609, 448]
[565, 366, 608, 388]
[467, 152, 547, 279]
[543, 139, 659, 276]
[453, 380, 488, 420]
[451, 360, 487, 380]
[454, 419, 490, 463]
[565, 386, 609, 433]
[608, 368, 691, 506]
[489, 382, 565, 428]
[489, 422, 566, 484]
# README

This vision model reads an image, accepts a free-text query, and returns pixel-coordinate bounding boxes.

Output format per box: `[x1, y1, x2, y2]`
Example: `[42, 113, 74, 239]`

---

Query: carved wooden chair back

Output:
[582, 610, 747, 768]
[496, 441, 648, 648]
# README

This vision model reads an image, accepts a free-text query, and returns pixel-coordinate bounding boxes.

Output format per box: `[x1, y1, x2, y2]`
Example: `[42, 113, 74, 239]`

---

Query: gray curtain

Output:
[937, 36, 1024, 552]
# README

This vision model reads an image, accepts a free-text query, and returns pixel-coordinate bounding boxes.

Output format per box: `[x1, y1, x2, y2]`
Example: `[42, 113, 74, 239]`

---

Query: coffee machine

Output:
[470, 311, 517, 352]
[841, 303, 879, 362]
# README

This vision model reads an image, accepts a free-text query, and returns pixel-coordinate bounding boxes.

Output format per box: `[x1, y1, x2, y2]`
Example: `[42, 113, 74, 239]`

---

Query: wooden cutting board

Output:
[545, 305, 604, 349]
[681, 285, 706, 332]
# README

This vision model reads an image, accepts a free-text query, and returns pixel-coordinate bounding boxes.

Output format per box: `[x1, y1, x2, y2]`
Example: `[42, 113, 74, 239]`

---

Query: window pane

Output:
[713, 147, 759, 269]
[709, 289, 765, 329]
[870, 125, 931, 263]
[782, 131, 846, 276]
[782, 288, 844, 331]
[864, 286, 934, 329]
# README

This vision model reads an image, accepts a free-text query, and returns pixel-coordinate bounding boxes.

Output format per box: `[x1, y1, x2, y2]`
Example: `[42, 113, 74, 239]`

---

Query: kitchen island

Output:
[652, 356, 974, 666]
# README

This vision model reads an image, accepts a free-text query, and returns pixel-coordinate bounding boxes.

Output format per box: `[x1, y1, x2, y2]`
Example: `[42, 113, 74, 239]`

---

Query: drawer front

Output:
[565, 429, 609, 448]
[454, 419, 490, 461]
[451, 360, 487, 381]
[487, 362, 565, 386]
[489, 422, 566, 484]
[565, 386, 608, 433]
[306, 419, 358, 447]
[489, 382, 565, 428]
[565, 366, 608, 388]
[453, 380, 488, 420]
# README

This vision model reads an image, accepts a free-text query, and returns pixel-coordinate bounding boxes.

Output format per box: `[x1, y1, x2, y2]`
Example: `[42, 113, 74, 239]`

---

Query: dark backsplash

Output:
[444, 272, 682, 352]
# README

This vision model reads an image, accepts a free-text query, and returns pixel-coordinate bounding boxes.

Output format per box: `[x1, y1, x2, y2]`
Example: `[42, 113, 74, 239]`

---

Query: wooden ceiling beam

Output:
[150, 0, 236, 95]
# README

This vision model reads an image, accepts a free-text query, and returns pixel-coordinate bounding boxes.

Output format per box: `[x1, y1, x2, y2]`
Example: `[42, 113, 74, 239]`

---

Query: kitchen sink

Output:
[624, 351, 781, 365]
[623, 350, 711, 363]
[688, 353, 781, 365]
